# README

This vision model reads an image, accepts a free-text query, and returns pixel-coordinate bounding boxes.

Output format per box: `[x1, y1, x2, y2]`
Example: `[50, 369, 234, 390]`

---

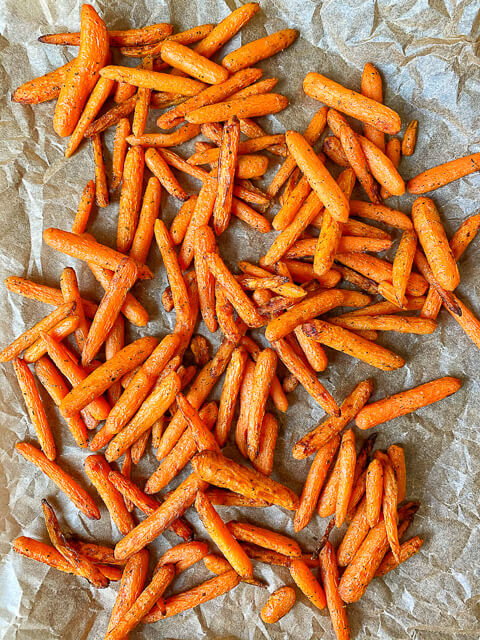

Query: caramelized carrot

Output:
[129, 176, 161, 264]
[407, 153, 480, 194]
[319, 542, 351, 640]
[290, 559, 326, 609]
[12, 59, 76, 104]
[213, 116, 241, 235]
[361, 62, 385, 152]
[222, 29, 298, 72]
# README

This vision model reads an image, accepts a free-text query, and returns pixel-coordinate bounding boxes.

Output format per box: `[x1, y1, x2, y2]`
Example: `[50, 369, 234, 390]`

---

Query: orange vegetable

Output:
[322, 135, 350, 167]
[194, 225, 218, 333]
[156, 540, 209, 574]
[72, 179, 95, 234]
[128, 123, 202, 148]
[391, 230, 418, 305]
[227, 521, 301, 558]
[380, 137, 401, 198]
[261, 586, 296, 622]
[110, 118, 131, 189]
[375, 536, 423, 576]
[319, 542, 351, 640]
[335, 429, 356, 527]
[215, 347, 247, 447]
[53, 5, 109, 137]
[16, 442, 99, 519]
[349, 200, 413, 230]
[100, 65, 206, 95]
[91, 133, 109, 207]
[12, 59, 76, 104]
[40, 23, 173, 47]
[85, 94, 137, 136]
[402, 120, 418, 156]
[171, 195, 197, 245]
[358, 135, 405, 196]
[358, 375, 462, 429]
[407, 152, 480, 194]
[303, 72, 401, 134]
[382, 461, 400, 561]
[247, 348, 277, 460]
[290, 559, 326, 609]
[366, 459, 383, 527]
[329, 314, 436, 335]
[337, 497, 369, 566]
[161, 40, 229, 84]
[213, 116, 241, 235]
[107, 549, 149, 635]
[59, 268, 89, 353]
[145, 147, 188, 201]
[186, 93, 289, 124]
[361, 62, 385, 152]
[387, 444, 407, 503]
[235, 358, 256, 457]
[252, 412, 279, 477]
[129, 176, 161, 264]
[179, 179, 217, 268]
[222, 28, 298, 72]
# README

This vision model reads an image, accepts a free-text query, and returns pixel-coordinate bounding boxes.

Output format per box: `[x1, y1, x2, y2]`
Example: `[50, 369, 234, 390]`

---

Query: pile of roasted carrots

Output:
[6, 2, 480, 638]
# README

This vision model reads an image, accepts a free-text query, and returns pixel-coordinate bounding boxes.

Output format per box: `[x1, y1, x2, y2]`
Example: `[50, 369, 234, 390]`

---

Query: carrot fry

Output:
[322, 136, 350, 167]
[349, 200, 413, 230]
[272, 337, 340, 416]
[59, 267, 89, 352]
[227, 521, 301, 558]
[329, 314, 436, 335]
[361, 62, 385, 152]
[110, 119, 131, 190]
[177, 393, 220, 454]
[143, 570, 240, 622]
[129, 176, 161, 264]
[200, 489, 268, 508]
[23, 316, 80, 363]
[53, 5, 109, 137]
[408, 152, 480, 194]
[412, 197, 460, 291]
[247, 348, 277, 460]
[157, 337, 242, 459]
[130, 429, 150, 464]
[376, 536, 423, 577]
[85, 95, 137, 137]
[127, 123, 201, 148]
[12, 59, 76, 104]
[303, 320, 405, 371]
[15, 441, 99, 518]
[402, 120, 418, 156]
[100, 65, 206, 95]
[319, 542, 351, 640]
[105, 564, 175, 640]
[222, 28, 298, 72]
[132, 56, 153, 137]
[117, 145, 146, 252]
[204, 553, 265, 587]
[194, 225, 218, 333]
[252, 413, 278, 477]
[171, 195, 197, 245]
[260, 585, 296, 622]
[56, 539, 121, 566]
[286, 130, 350, 223]
[379, 137, 401, 198]
[213, 116, 241, 235]
[355, 376, 461, 430]
[382, 461, 400, 561]
[387, 444, 407, 503]
[193, 3, 260, 59]
[35, 357, 88, 448]
[334, 428, 356, 528]
[179, 179, 217, 269]
[145, 403, 217, 493]
[290, 559, 326, 609]
[413, 249, 462, 316]
[191, 450, 299, 511]
[40, 23, 173, 47]
[235, 358, 255, 457]
[3, 276, 98, 315]
[294, 436, 340, 532]
[84, 455, 135, 535]
[107, 549, 149, 634]
[304, 72, 401, 135]
[366, 459, 383, 527]
[145, 147, 188, 201]
[391, 230, 417, 305]
[161, 41, 229, 84]
[43, 228, 152, 280]
[71, 180, 96, 234]
[186, 93, 289, 124]
[357, 135, 405, 196]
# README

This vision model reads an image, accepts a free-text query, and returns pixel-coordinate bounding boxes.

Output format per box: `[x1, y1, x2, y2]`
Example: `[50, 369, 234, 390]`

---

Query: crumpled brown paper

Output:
[1, 0, 479, 638]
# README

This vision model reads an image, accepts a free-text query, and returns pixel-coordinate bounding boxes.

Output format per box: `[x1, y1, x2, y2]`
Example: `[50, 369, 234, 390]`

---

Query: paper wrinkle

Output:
[0, 0, 479, 638]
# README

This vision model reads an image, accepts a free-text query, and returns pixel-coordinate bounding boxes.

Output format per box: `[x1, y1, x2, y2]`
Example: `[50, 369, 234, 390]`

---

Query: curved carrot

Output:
[16, 441, 99, 518]
[22, 316, 80, 364]
[59, 267, 89, 353]
[402, 120, 418, 156]
[391, 230, 417, 305]
[408, 152, 480, 194]
[387, 444, 407, 503]
[177, 393, 220, 454]
[319, 542, 351, 640]
[171, 195, 197, 245]
[129, 176, 161, 264]
[375, 536, 423, 576]
[337, 497, 370, 567]
[247, 348, 277, 460]
[193, 225, 217, 333]
[227, 521, 301, 558]
[72, 179, 95, 234]
[412, 197, 460, 291]
[85, 95, 137, 136]
[222, 28, 298, 72]
[107, 549, 149, 634]
[127, 123, 201, 148]
[382, 461, 400, 561]
[361, 62, 385, 152]
[161, 41, 229, 84]
[12, 59, 75, 104]
[261, 586, 296, 622]
[253, 413, 278, 477]
[290, 559, 326, 609]
[365, 459, 383, 527]
[156, 541, 209, 574]
[235, 358, 255, 457]
[53, 5, 109, 137]
[304, 72, 401, 135]
[186, 93, 289, 124]
[358, 135, 405, 196]
[355, 376, 461, 429]
[100, 65, 206, 95]
[213, 116, 241, 234]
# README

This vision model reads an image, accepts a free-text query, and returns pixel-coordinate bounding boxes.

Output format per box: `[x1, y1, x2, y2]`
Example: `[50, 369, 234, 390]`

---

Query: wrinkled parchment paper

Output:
[1, 0, 480, 638]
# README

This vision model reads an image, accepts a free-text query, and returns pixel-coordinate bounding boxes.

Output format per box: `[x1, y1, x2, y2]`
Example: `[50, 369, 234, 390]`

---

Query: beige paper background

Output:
[0, 0, 479, 638]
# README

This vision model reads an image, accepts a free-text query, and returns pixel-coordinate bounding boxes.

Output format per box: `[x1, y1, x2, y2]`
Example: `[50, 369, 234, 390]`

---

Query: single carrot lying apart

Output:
[15, 442, 99, 519]
[222, 28, 298, 72]
[261, 587, 296, 623]
[355, 376, 461, 429]
[407, 152, 480, 194]
[290, 559, 326, 610]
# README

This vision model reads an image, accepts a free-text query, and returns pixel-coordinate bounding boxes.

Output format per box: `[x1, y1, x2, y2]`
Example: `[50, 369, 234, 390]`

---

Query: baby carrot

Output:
[228, 521, 301, 560]
[22, 316, 80, 364]
[358, 135, 405, 196]
[290, 559, 326, 609]
[129, 176, 161, 264]
[146, 147, 188, 201]
[156, 541, 209, 573]
[380, 137, 401, 198]
[412, 197, 460, 291]
[382, 461, 400, 561]
[337, 498, 369, 567]
[72, 179, 95, 234]
[392, 230, 417, 305]
[193, 3, 260, 59]
[349, 200, 413, 230]
[41, 23, 173, 47]
[100, 65, 206, 95]
[222, 28, 298, 72]
[253, 413, 279, 477]
[407, 152, 480, 194]
[85, 95, 137, 136]
[402, 120, 418, 156]
[323, 135, 350, 167]
[59, 267, 89, 352]
[235, 358, 256, 457]
[303, 72, 401, 134]
[161, 41, 229, 84]
[194, 225, 218, 333]
[216, 347, 248, 447]
[128, 123, 201, 148]
[261, 587, 296, 623]
[106, 549, 149, 634]
[53, 5, 109, 137]
[361, 62, 385, 152]
[179, 179, 217, 269]
[91, 133, 109, 207]
[247, 348, 277, 460]
[387, 444, 407, 503]
[171, 195, 197, 245]
[177, 393, 220, 453]
[12, 59, 75, 104]
[366, 459, 383, 527]
[319, 542, 351, 640]
[213, 116, 240, 235]
[335, 428, 356, 527]
[375, 536, 423, 577]
[117, 145, 145, 252]
[355, 376, 461, 429]
[16, 442, 99, 519]
[111, 118, 131, 189]
[329, 315, 437, 335]
[185, 93, 289, 124]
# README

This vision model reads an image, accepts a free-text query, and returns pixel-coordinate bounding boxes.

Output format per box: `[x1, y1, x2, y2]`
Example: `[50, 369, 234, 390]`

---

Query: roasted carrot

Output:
[387, 444, 407, 503]
[16, 441, 99, 518]
[110, 118, 131, 190]
[146, 147, 190, 202]
[91, 133, 109, 207]
[156, 541, 209, 574]
[365, 459, 383, 527]
[116, 145, 146, 251]
[319, 542, 350, 640]
[186, 93, 289, 124]
[190, 335, 210, 367]
[132, 56, 153, 137]
[408, 153, 480, 194]
[355, 376, 461, 429]
[193, 3, 260, 58]
[21, 316, 80, 364]
[357, 135, 405, 196]
[128, 124, 202, 149]
[304, 72, 401, 134]
[375, 536, 423, 576]
[171, 195, 197, 246]
[161, 41, 229, 84]
[179, 179, 217, 268]
[222, 28, 298, 72]
[41, 23, 173, 47]
[191, 450, 299, 511]
[322, 135, 350, 167]
[402, 120, 418, 156]
[193, 225, 218, 333]
[53, 5, 109, 137]
[361, 62, 385, 152]
[412, 197, 460, 291]
[382, 460, 400, 561]
[235, 358, 256, 457]
[290, 559, 326, 609]
[129, 176, 161, 264]
[202, 489, 269, 508]
[391, 230, 417, 305]
[329, 314, 436, 335]
[176, 393, 220, 454]
[86, 94, 137, 137]
[227, 521, 301, 558]
[107, 549, 149, 634]
[335, 429, 356, 527]
[59, 268, 88, 352]
[246, 348, 277, 460]
[302, 320, 405, 371]
[213, 116, 240, 235]
[253, 413, 278, 477]
[12, 59, 76, 104]
[261, 587, 296, 623]
[204, 553, 264, 585]
[100, 65, 206, 95]
[349, 200, 412, 230]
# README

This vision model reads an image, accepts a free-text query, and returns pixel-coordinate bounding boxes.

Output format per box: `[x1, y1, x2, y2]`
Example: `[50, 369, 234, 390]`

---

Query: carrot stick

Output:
[204, 552, 265, 585]
[145, 403, 218, 492]
[14, 357, 56, 460]
[190, 450, 299, 511]
[272, 337, 340, 415]
[355, 376, 461, 429]
[193, 3, 260, 59]
[202, 489, 269, 508]
[4, 277, 96, 318]
[179, 179, 217, 269]
[213, 116, 240, 235]
[382, 460, 400, 561]
[247, 348, 277, 460]
[365, 459, 383, 527]
[106, 549, 149, 634]
[227, 521, 301, 558]
[129, 176, 161, 264]
[53, 5, 109, 137]
[387, 444, 407, 503]
[60, 336, 158, 417]
[98, 317, 125, 403]
[322, 135, 350, 167]
[132, 56, 153, 137]
[304, 72, 401, 134]
[161, 41, 229, 84]
[290, 559, 326, 609]
[294, 436, 340, 532]
[361, 62, 385, 152]
[110, 118, 131, 190]
[145, 147, 188, 201]
[100, 65, 206, 95]
[23, 315, 80, 363]
[143, 570, 240, 622]
[235, 358, 255, 457]
[319, 542, 351, 640]
[12, 59, 76, 104]
[375, 536, 423, 577]
[252, 412, 278, 477]
[16, 441, 99, 518]
[334, 428, 356, 528]
[65, 77, 114, 157]
[379, 137, 401, 198]
[286, 130, 350, 223]
[59, 267, 89, 352]
[303, 320, 405, 371]
[41, 23, 173, 47]
[171, 195, 197, 245]
[43, 228, 153, 280]
[71, 180, 95, 234]
[412, 197, 460, 291]
[408, 152, 480, 194]
[194, 225, 218, 333]
[84, 455, 135, 535]
[127, 123, 201, 147]
[85, 95, 137, 137]
[186, 93, 289, 124]
[157, 336, 243, 459]
[358, 135, 405, 196]
[105, 371, 181, 462]
[177, 393, 220, 453]
[35, 356, 88, 448]
[222, 28, 298, 72]
[117, 145, 145, 252]
[329, 314, 436, 335]
[391, 230, 417, 305]
[349, 200, 413, 230]
[402, 120, 418, 156]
